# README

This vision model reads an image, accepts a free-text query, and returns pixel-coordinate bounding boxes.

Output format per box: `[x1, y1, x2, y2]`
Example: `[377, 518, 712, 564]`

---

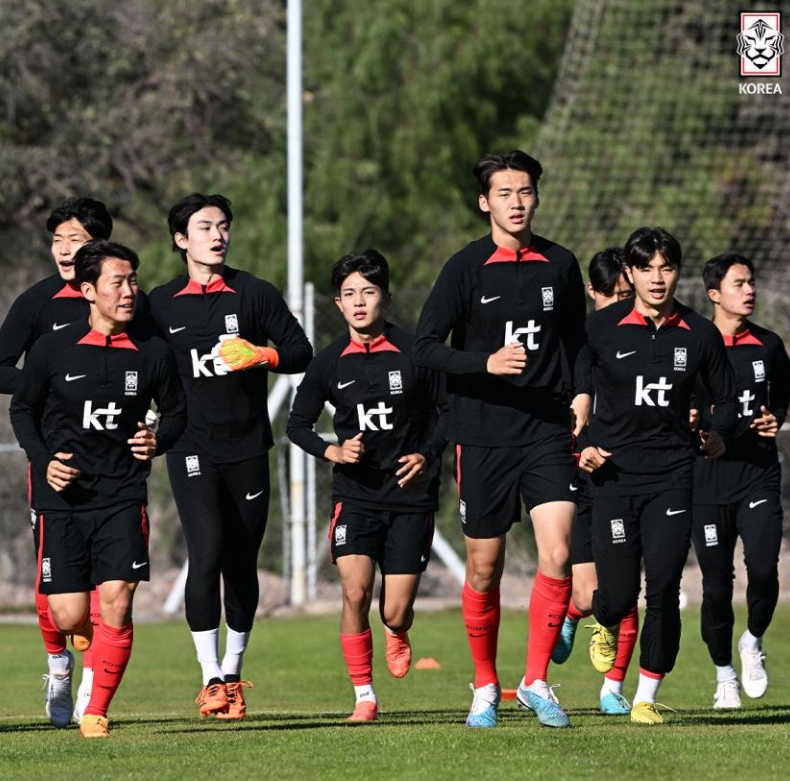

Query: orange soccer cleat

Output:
[70, 615, 94, 653]
[347, 700, 378, 723]
[195, 681, 229, 717]
[216, 680, 253, 720]
[214, 336, 279, 372]
[384, 630, 412, 679]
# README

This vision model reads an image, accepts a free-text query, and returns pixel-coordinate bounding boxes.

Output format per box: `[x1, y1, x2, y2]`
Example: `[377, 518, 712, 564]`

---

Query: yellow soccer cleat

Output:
[80, 714, 111, 738]
[587, 620, 619, 674]
[630, 701, 669, 725]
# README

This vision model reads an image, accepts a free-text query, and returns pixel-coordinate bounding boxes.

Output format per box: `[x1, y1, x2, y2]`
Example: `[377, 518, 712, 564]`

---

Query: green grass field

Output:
[1, 605, 788, 781]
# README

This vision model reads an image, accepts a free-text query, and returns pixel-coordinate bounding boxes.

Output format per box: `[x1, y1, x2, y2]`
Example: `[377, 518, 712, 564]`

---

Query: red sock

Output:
[37, 591, 67, 655]
[462, 582, 500, 688]
[82, 589, 102, 668]
[567, 601, 589, 622]
[84, 623, 133, 717]
[605, 604, 639, 684]
[525, 571, 572, 685]
[340, 630, 373, 685]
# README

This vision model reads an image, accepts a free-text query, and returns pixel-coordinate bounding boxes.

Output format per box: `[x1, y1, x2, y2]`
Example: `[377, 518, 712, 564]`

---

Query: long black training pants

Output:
[167, 451, 270, 633]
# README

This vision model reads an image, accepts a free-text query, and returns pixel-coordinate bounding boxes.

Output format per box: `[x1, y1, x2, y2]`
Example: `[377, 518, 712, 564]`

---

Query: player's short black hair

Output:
[168, 193, 233, 262]
[74, 240, 140, 287]
[473, 150, 543, 197]
[46, 197, 113, 240]
[331, 249, 390, 293]
[589, 247, 630, 296]
[624, 226, 682, 270]
[702, 253, 755, 292]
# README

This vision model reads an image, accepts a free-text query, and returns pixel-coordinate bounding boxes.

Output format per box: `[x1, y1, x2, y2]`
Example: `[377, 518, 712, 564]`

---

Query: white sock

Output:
[48, 651, 71, 674]
[221, 626, 251, 678]
[601, 676, 623, 696]
[738, 629, 761, 652]
[716, 664, 738, 683]
[634, 672, 662, 704]
[354, 684, 377, 704]
[78, 667, 94, 692]
[192, 628, 224, 685]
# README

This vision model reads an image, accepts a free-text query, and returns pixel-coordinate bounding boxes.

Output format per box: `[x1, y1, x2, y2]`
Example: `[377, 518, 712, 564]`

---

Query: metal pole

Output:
[287, 0, 306, 605]
[304, 282, 317, 602]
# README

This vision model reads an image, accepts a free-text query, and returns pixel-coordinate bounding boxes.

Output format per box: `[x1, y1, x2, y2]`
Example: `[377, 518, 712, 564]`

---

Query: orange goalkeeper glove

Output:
[212, 336, 279, 371]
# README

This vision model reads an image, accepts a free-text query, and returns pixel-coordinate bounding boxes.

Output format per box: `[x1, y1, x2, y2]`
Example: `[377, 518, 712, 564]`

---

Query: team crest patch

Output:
[673, 347, 687, 372]
[125, 371, 138, 396]
[610, 519, 625, 544]
[738, 13, 783, 77]
[704, 524, 718, 547]
[334, 525, 347, 546]
[225, 314, 239, 334]
[541, 286, 554, 311]
[186, 455, 201, 476]
[460, 500, 467, 524]
[388, 370, 403, 394]
[753, 360, 765, 382]
[42, 557, 52, 583]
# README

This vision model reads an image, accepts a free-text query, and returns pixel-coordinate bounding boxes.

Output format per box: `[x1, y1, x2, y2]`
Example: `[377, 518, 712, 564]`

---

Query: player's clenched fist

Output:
[212, 335, 279, 372]
[487, 341, 528, 375]
[579, 445, 612, 474]
[325, 432, 365, 464]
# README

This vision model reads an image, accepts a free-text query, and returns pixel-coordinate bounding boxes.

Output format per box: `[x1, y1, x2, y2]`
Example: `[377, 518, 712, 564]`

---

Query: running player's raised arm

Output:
[9, 339, 55, 468]
[699, 327, 738, 441]
[286, 358, 334, 461]
[767, 334, 790, 426]
[252, 279, 312, 374]
[416, 368, 449, 466]
[151, 342, 187, 454]
[0, 290, 38, 395]
[414, 257, 489, 375]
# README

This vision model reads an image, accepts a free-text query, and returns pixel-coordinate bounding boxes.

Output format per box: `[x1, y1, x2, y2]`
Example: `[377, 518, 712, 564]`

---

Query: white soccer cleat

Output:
[713, 679, 742, 709]
[739, 645, 768, 699]
[43, 650, 74, 728]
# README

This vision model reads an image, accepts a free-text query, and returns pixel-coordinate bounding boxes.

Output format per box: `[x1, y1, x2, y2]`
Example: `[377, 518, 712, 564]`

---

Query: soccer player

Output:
[551, 248, 639, 716]
[287, 250, 447, 722]
[9, 240, 186, 738]
[414, 151, 588, 728]
[149, 193, 312, 720]
[578, 227, 737, 725]
[690, 254, 790, 708]
[0, 198, 119, 727]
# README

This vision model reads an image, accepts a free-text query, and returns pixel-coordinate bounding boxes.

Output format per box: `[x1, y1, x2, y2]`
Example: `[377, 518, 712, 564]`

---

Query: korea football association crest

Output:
[42, 557, 52, 583]
[334, 525, 347, 546]
[186, 455, 201, 477]
[124, 371, 138, 396]
[610, 519, 625, 544]
[738, 13, 784, 77]
[673, 347, 687, 372]
[225, 314, 239, 334]
[704, 524, 719, 547]
[753, 359, 766, 382]
[541, 286, 554, 311]
[388, 370, 403, 395]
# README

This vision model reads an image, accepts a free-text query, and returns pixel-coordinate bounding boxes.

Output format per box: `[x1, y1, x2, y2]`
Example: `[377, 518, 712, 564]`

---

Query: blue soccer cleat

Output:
[466, 683, 501, 728]
[551, 616, 579, 664]
[517, 680, 570, 728]
[600, 691, 631, 715]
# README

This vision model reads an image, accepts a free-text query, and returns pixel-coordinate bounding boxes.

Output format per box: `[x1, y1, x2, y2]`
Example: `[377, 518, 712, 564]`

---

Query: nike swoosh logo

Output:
[65, 374, 86, 382]
[246, 490, 264, 501]
[749, 499, 768, 509]
[337, 380, 356, 389]
[480, 295, 501, 304]
[52, 322, 70, 331]
[131, 561, 148, 570]
[569, 484, 579, 492]
[616, 350, 637, 359]
[666, 508, 686, 516]
[169, 326, 186, 334]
